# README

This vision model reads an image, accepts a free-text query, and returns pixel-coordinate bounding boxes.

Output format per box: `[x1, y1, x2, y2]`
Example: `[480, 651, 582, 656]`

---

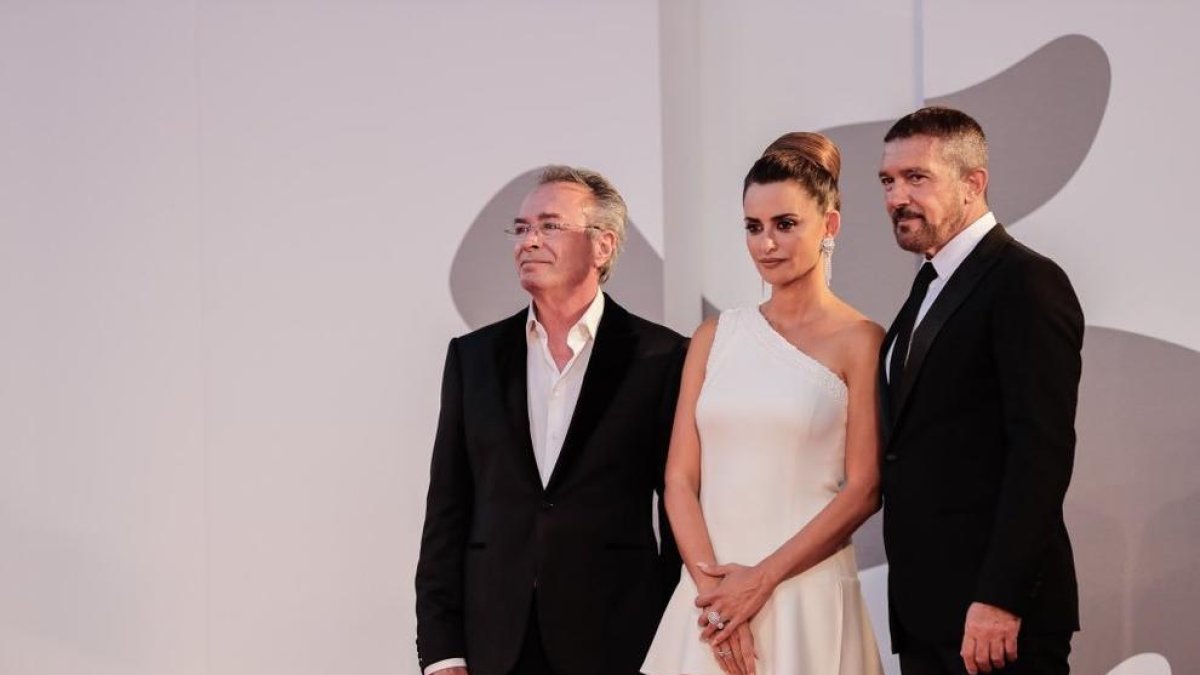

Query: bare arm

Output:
[662, 318, 722, 595]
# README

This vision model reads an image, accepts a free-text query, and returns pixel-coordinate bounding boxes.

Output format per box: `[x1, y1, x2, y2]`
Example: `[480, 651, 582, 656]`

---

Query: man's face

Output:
[878, 135, 971, 256]
[512, 182, 606, 296]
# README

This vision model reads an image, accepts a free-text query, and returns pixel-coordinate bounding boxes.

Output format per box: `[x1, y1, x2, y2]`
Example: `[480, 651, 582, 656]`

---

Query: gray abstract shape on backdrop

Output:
[821, 119, 917, 325]
[450, 168, 663, 330]
[1067, 327, 1200, 674]
[852, 508, 886, 570]
[929, 34, 1111, 226]
[821, 34, 1110, 325]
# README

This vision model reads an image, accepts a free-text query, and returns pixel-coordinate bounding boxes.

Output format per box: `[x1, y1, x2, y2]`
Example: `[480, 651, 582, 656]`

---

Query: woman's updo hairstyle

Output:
[743, 131, 842, 212]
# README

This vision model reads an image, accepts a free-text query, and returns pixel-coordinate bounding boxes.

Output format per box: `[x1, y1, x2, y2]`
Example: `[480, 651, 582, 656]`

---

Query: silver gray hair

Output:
[537, 165, 627, 284]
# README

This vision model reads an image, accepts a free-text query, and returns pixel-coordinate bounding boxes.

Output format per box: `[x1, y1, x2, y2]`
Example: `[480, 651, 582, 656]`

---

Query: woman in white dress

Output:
[642, 133, 885, 675]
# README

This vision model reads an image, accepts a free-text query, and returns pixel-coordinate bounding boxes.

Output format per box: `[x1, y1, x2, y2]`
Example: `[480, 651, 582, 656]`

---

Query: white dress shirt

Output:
[886, 212, 997, 382]
[422, 292, 604, 675]
[526, 291, 604, 486]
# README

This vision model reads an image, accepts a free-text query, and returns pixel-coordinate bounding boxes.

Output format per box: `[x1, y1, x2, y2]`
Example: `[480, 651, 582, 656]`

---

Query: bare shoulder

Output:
[829, 303, 885, 353]
[841, 317, 885, 349]
[828, 313, 883, 384]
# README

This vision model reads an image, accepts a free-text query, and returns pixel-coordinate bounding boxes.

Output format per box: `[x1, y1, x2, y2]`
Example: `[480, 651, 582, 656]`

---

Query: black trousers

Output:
[899, 632, 1072, 675]
[509, 595, 555, 675]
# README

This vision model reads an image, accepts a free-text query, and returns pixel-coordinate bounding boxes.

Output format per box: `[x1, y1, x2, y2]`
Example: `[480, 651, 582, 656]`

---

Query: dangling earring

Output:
[820, 236, 836, 287]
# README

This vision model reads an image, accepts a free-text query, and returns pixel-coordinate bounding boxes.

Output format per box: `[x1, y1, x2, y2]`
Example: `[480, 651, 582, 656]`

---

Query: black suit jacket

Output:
[415, 295, 686, 675]
[880, 225, 1084, 650]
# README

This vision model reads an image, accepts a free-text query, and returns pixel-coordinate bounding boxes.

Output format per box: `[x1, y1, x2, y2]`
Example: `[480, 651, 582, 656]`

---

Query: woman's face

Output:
[743, 180, 835, 288]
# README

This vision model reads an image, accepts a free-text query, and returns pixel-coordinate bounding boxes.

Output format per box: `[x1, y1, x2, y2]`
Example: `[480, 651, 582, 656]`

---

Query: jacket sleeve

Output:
[975, 258, 1084, 614]
[415, 339, 473, 669]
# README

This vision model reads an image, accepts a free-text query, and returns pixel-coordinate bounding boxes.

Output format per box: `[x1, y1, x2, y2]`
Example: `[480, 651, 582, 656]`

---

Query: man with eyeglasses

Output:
[416, 166, 686, 675]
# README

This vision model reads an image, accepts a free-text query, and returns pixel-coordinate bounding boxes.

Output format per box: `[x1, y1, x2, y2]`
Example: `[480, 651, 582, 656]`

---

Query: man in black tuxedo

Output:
[876, 107, 1084, 674]
[415, 166, 685, 675]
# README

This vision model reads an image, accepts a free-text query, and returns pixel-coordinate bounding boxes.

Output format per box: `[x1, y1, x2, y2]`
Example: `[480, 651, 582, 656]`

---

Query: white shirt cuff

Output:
[423, 657, 467, 675]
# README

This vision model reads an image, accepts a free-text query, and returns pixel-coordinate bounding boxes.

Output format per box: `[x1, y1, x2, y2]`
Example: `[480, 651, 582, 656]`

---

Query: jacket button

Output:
[540, 500, 554, 510]
[884, 453, 898, 462]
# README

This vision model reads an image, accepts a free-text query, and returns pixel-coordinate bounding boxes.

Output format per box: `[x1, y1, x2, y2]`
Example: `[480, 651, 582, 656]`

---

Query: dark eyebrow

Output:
[770, 213, 800, 221]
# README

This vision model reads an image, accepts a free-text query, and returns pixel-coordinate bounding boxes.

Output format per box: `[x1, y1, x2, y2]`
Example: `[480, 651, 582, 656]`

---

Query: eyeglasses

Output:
[503, 222, 600, 241]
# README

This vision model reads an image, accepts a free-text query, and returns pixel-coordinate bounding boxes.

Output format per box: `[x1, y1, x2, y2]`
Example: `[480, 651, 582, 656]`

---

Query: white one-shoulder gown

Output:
[641, 307, 883, 675]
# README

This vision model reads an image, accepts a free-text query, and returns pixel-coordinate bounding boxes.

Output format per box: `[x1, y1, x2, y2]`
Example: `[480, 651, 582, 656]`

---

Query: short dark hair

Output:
[884, 106, 988, 175]
[743, 131, 841, 212]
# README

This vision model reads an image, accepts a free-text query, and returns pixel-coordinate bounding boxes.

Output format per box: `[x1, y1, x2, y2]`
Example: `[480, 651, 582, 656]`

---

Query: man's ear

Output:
[593, 228, 616, 267]
[965, 167, 989, 202]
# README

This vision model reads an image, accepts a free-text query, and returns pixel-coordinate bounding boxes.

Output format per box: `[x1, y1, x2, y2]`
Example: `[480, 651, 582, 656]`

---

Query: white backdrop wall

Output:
[670, 0, 918, 316]
[1, 1, 664, 673]
[2, 3, 208, 673]
[2, 1, 1198, 674]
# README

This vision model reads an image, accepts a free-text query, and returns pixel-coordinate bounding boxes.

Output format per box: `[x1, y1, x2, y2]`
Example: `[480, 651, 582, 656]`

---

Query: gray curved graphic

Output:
[823, 34, 1111, 324]
[1068, 327, 1200, 675]
[449, 168, 663, 329]
[933, 34, 1111, 227]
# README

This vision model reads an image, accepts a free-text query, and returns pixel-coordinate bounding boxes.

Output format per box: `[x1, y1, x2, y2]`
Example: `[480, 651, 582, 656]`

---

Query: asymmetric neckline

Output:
[749, 306, 848, 402]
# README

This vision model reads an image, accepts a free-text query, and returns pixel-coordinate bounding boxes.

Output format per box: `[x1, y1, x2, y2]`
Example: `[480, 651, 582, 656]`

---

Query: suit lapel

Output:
[545, 294, 636, 493]
[891, 224, 1012, 427]
[496, 309, 543, 490]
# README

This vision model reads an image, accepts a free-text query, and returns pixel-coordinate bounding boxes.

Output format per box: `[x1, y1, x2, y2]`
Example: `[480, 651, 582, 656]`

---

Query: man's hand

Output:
[694, 562, 773, 646]
[960, 601, 1020, 674]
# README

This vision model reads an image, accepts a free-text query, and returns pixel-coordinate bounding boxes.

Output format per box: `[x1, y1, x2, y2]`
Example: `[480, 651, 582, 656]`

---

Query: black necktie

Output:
[888, 262, 938, 411]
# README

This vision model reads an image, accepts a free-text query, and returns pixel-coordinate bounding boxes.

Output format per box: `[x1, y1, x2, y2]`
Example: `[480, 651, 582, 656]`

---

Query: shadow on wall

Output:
[821, 33, 1111, 324]
[1069, 328, 1200, 675]
[449, 169, 663, 328]
[449, 34, 1199, 674]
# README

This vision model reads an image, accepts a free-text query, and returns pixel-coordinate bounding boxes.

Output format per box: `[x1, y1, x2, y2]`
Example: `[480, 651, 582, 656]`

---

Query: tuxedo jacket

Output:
[879, 225, 1084, 650]
[415, 295, 686, 675]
